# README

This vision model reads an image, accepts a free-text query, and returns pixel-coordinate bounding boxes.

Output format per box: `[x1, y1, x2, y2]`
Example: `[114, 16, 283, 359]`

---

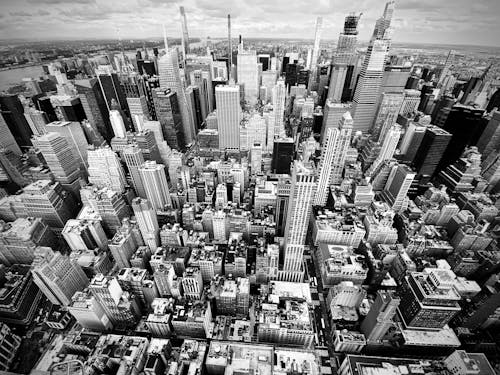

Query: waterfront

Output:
[0, 65, 44, 91]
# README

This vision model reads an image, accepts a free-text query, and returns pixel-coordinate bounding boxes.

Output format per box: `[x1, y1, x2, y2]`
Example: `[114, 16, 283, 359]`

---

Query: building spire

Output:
[163, 23, 169, 52]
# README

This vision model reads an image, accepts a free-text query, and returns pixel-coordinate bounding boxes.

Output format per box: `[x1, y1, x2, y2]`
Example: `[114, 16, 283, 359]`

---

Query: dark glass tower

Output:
[0, 94, 33, 149]
[412, 125, 452, 182]
[271, 138, 295, 174]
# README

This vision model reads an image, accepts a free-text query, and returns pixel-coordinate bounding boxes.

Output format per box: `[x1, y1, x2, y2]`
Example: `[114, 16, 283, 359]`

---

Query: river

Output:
[0, 65, 46, 91]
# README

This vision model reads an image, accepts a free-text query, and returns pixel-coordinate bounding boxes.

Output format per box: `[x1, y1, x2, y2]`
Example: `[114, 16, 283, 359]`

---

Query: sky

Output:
[1, 0, 500, 47]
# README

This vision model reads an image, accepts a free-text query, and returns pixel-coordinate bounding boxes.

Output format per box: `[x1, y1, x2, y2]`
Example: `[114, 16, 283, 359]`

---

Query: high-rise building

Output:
[366, 125, 401, 177]
[320, 101, 352, 143]
[399, 89, 421, 117]
[438, 104, 486, 173]
[272, 78, 286, 136]
[308, 17, 323, 90]
[80, 186, 131, 235]
[88, 274, 140, 328]
[138, 161, 171, 211]
[74, 78, 112, 142]
[237, 50, 259, 104]
[215, 84, 241, 151]
[181, 267, 203, 300]
[0, 94, 33, 149]
[45, 120, 88, 169]
[412, 125, 452, 181]
[315, 112, 353, 205]
[0, 113, 22, 155]
[88, 146, 126, 193]
[398, 271, 461, 329]
[31, 247, 89, 306]
[158, 49, 195, 145]
[152, 88, 185, 151]
[32, 132, 81, 185]
[371, 92, 403, 142]
[110, 109, 127, 138]
[477, 111, 500, 160]
[132, 197, 160, 250]
[123, 145, 147, 198]
[271, 137, 294, 174]
[18, 180, 77, 232]
[380, 164, 415, 212]
[283, 161, 316, 276]
[0, 217, 55, 266]
[62, 218, 108, 252]
[360, 291, 400, 343]
[68, 291, 113, 331]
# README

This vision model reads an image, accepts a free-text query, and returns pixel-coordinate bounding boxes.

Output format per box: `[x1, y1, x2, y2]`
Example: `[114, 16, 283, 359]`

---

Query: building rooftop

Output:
[401, 325, 461, 347]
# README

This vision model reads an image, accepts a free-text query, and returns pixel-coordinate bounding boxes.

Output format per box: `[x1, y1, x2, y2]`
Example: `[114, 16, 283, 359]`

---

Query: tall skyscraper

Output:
[412, 125, 452, 181]
[237, 50, 259, 104]
[32, 132, 81, 186]
[152, 88, 185, 150]
[179, 6, 190, 56]
[74, 78, 112, 142]
[0, 94, 33, 149]
[314, 112, 353, 205]
[308, 17, 323, 90]
[272, 78, 286, 136]
[477, 111, 500, 160]
[283, 161, 317, 275]
[360, 291, 400, 343]
[62, 218, 108, 252]
[351, 2, 394, 133]
[31, 248, 89, 306]
[110, 109, 127, 138]
[215, 85, 241, 151]
[45, 120, 88, 170]
[366, 125, 401, 177]
[138, 161, 171, 211]
[380, 164, 415, 212]
[123, 145, 147, 198]
[372, 92, 403, 142]
[158, 49, 195, 145]
[132, 197, 160, 250]
[0, 114, 22, 155]
[328, 13, 361, 102]
[88, 146, 126, 193]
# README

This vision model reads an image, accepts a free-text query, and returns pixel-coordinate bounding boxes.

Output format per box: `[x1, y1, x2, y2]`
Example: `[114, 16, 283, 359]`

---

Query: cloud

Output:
[9, 11, 33, 16]
[27, 0, 95, 3]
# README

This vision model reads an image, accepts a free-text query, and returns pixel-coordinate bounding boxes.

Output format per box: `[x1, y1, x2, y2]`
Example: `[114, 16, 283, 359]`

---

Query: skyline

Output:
[1, 0, 500, 47]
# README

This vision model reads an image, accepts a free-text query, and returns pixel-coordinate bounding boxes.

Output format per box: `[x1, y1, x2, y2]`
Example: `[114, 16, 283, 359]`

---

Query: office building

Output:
[380, 164, 415, 212]
[360, 291, 400, 343]
[88, 274, 140, 328]
[271, 137, 294, 174]
[412, 125, 452, 181]
[62, 218, 108, 252]
[0, 217, 55, 266]
[18, 180, 77, 231]
[123, 145, 147, 198]
[272, 78, 286, 136]
[45, 120, 88, 169]
[158, 49, 195, 145]
[152, 88, 185, 151]
[372, 92, 403, 142]
[138, 161, 171, 211]
[216, 84, 241, 151]
[132, 197, 160, 250]
[32, 132, 81, 185]
[315, 112, 353, 205]
[0, 113, 22, 155]
[31, 248, 89, 306]
[237, 50, 259, 104]
[87, 146, 126, 193]
[74, 78, 112, 141]
[0, 94, 33, 149]
[68, 291, 113, 331]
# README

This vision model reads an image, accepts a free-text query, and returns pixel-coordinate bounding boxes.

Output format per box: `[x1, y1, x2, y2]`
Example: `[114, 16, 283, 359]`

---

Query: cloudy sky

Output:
[1, 0, 499, 47]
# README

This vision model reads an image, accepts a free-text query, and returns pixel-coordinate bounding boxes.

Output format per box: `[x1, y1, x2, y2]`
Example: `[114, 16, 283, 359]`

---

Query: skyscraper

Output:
[329, 13, 361, 102]
[0, 114, 22, 155]
[138, 161, 171, 211]
[272, 78, 286, 136]
[62, 218, 108, 252]
[32, 132, 81, 186]
[215, 84, 241, 151]
[31, 247, 89, 306]
[366, 125, 401, 177]
[308, 17, 323, 90]
[380, 164, 415, 212]
[158, 49, 195, 145]
[372, 92, 403, 142]
[110, 109, 127, 138]
[412, 125, 452, 181]
[0, 94, 33, 149]
[314, 112, 353, 205]
[283, 161, 317, 277]
[237, 50, 259, 104]
[123, 145, 147, 198]
[351, 2, 393, 133]
[88, 146, 126, 193]
[152, 88, 185, 150]
[132, 197, 160, 250]
[360, 291, 400, 343]
[179, 6, 190, 56]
